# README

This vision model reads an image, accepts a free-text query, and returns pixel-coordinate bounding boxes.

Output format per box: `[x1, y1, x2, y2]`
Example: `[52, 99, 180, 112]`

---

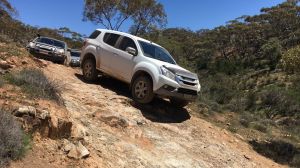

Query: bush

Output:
[5, 69, 62, 102]
[0, 110, 28, 167]
[251, 122, 268, 133]
[282, 45, 300, 73]
[0, 76, 4, 87]
[250, 140, 300, 167]
[260, 38, 282, 70]
[260, 88, 300, 119]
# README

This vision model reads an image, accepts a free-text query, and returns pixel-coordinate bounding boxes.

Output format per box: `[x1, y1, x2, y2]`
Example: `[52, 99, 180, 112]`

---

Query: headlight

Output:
[160, 66, 176, 81]
[57, 49, 64, 55]
[29, 42, 35, 48]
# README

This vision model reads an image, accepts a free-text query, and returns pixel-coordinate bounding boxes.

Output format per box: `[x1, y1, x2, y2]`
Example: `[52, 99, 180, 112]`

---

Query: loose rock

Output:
[67, 142, 90, 159]
[14, 106, 36, 117]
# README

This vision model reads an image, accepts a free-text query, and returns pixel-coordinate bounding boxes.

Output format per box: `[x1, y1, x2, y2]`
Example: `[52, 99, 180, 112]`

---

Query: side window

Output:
[118, 36, 137, 52]
[89, 30, 101, 39]
[103, 33, 121, 47]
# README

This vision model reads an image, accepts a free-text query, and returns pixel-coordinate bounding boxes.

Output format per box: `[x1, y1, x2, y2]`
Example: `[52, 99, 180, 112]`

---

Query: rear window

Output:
[103, 33, 121, 47]
[89, 30, 101, 39]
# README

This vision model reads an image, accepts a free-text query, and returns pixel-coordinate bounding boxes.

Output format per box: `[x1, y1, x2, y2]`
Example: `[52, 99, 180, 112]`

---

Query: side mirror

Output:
[125, 47, 137, 56]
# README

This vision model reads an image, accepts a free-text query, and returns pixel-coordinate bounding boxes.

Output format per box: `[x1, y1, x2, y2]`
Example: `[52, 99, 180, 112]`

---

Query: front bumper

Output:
[70, 60, 80, 67]
[154, 75, 200, 101]
[29, 48, 65, 62]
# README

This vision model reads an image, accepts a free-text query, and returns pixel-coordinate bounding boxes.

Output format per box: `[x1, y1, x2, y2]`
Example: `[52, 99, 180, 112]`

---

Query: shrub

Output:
[260, 38, 282, 70]
[251, 122, 268, 133]
[5, 69, 62, 102]
[282, 45, 300, 73]
[250, 140, 300, 166]
[260, 88, 300, 119]
[0, 110, 28, 167]
[0, 76, 4, 87]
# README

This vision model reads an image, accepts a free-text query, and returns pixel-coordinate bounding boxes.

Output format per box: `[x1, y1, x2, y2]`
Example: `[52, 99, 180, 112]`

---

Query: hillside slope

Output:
[9, 62, 284, 168]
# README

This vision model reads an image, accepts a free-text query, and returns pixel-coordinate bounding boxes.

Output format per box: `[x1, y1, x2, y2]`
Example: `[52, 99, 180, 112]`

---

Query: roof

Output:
[95, 29, 161, 47]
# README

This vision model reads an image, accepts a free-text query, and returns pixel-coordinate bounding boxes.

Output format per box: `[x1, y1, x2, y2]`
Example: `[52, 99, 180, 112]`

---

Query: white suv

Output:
[80, 29, 201, 107]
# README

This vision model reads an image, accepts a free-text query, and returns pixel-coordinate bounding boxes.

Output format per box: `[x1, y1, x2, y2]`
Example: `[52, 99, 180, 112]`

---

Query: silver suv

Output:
[81, 29, 201, 107]
[27, 36, 70, 65]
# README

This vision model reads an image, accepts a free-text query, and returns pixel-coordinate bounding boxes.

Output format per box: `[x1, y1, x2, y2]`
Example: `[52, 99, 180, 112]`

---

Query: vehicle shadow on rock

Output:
[75, 73, 190, 123]
[131, 99, 191, 123]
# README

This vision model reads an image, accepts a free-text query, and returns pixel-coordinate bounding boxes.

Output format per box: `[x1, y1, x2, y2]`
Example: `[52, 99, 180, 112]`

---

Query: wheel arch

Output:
[130, 70, 154, 91]
[81, 53, 96, 69]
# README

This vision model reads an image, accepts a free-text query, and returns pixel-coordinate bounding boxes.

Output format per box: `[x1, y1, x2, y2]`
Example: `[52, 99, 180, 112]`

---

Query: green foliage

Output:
[0, 10, 82, 48]
[251, 122, 268, 133]
[260, 38, 282, 70]
[0, 0, 17, 17]
[259, 87, 300, 119]
[282, 45, 300, 73]
[0, 76, 4, 87]
[83, 0, 167, 35]
[5, 69, 62, 102]
[0, 110, 29, 167]
[250, 140, 300, 166]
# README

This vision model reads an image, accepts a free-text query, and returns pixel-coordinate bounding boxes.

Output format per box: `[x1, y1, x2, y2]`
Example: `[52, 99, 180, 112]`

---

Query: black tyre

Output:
[82, 58, 97, 82]
[131, 76, 154, 104]
[170, 98, 189, 108]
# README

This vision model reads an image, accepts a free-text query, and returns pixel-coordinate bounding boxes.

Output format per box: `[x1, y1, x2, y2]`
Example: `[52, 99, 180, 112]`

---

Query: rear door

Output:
[101, 33, 121, 74]
[113, 36, 138, 82]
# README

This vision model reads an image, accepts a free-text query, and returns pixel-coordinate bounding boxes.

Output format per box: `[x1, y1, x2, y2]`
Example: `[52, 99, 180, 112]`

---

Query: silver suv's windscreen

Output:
[138, 40, 176, 64]
[36, 37, 65, 49]
[71, 51, 80, 57]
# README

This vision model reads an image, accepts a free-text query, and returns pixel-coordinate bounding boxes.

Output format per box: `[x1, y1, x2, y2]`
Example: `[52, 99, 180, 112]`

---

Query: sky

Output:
[9, 0, 286, 36]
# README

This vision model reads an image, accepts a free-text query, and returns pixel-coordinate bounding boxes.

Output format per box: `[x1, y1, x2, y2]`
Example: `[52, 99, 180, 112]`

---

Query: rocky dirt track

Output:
[11, 62, 285, 168]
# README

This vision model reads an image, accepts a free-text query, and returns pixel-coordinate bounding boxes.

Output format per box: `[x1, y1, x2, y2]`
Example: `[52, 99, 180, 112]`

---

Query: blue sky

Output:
[9, 0, 285, 36]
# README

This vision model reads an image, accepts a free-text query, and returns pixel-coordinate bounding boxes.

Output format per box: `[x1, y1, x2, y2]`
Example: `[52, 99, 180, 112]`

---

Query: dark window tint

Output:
[71, 51, 80, 57]
[36, 37, 65, 48]
[103, 33, 120, 47]
[37, 38, 52, 45]
[53, 40, 65, 48]
[138, 40, 176, 64]
[89, 30, 101, 39]
[118, 37, 137, 52]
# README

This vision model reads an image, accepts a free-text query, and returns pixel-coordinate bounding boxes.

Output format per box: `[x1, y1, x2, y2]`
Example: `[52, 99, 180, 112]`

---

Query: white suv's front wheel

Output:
[131, 76, 154, 104]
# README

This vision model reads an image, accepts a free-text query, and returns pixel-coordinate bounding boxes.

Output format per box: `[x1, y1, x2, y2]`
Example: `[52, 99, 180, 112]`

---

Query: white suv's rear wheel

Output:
[132, 76, 154, 104]
[82, 58, 97, 82]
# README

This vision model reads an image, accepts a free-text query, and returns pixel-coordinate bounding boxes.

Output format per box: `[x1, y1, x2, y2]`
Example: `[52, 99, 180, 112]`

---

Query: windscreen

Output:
[138, 40, 176, 64]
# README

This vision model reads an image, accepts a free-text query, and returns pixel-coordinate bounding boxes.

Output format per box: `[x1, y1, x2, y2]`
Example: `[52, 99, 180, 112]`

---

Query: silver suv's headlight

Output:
[160, 66, 176, 81]
[29, 42, 35, 48]
[57, 49, 64, 55]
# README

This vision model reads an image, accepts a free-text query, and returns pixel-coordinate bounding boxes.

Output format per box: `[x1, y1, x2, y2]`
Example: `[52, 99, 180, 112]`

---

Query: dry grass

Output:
[5, 68, 63, 103]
